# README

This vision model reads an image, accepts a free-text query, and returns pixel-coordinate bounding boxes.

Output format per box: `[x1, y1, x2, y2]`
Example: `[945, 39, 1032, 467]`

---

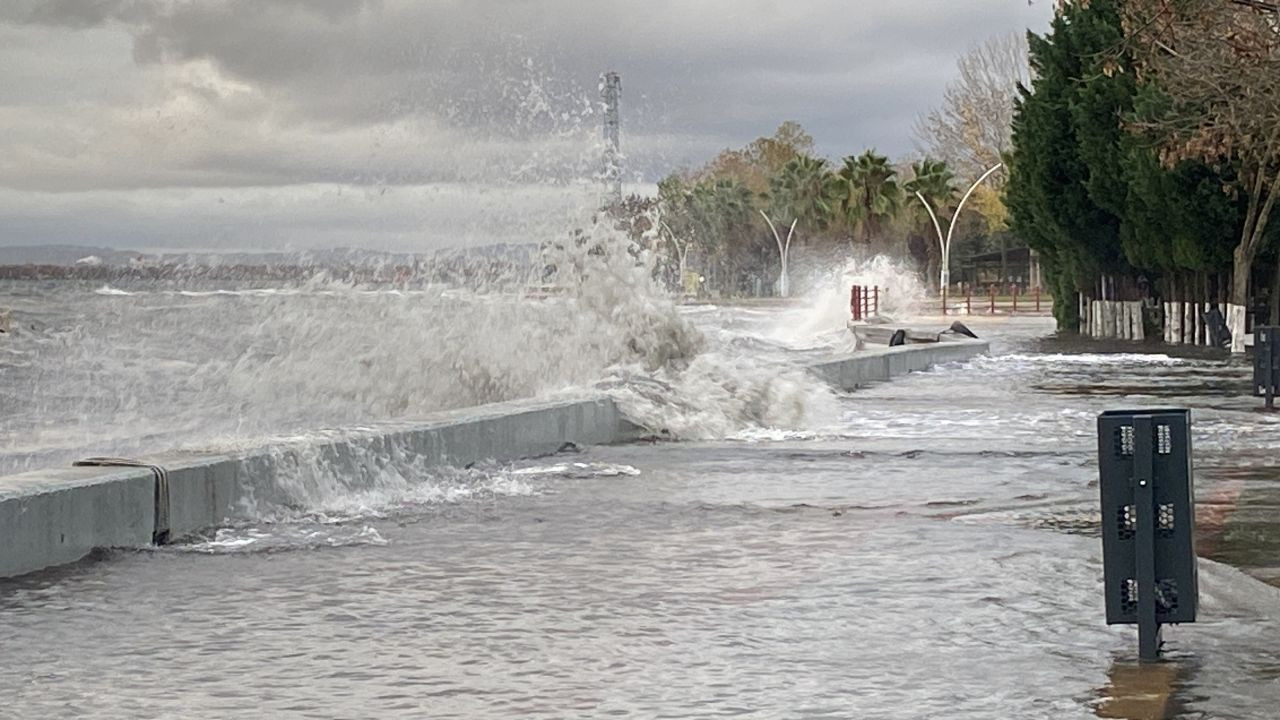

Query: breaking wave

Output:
[2, 219, 932, 533]
[3, 220, 893, 477]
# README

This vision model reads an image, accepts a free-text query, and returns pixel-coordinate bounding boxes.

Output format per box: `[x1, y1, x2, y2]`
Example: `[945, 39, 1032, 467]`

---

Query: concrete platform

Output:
[807, 338, 988, 390]
[0, 340, 990, 579]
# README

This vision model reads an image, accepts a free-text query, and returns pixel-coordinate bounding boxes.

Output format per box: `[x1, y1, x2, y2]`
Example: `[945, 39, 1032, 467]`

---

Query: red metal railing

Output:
[850, 285, 880, 321]
[940, 284, 1049, 316]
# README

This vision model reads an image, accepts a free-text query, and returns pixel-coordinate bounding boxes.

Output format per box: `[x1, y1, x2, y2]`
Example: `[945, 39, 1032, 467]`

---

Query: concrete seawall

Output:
[0, 395, 635, 579]
[0, 340, 988, 579]
[807, 338, 988, 389]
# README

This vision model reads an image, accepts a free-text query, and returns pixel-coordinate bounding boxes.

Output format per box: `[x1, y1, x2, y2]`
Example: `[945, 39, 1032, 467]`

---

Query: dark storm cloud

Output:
[0, 1, 1053, 249]
[5, 1, 1052, 148]
[18, 0, 157, 28]
[15, 0, 372, 27]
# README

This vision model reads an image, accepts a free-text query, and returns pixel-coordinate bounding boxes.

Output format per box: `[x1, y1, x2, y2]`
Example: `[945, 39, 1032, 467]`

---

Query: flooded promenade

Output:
[4, 314, 1280, 718]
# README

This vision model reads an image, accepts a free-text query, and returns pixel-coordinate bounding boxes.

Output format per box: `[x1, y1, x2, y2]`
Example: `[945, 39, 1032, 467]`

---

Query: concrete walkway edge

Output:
[0, 339, 988, 579]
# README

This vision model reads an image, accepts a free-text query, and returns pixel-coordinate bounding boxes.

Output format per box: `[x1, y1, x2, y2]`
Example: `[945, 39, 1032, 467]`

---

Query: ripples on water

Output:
[0, 280, 685, 474]
[0, 253, 935, 476]
[0, 279, 842, 476]
[5, 305, 1280, 717]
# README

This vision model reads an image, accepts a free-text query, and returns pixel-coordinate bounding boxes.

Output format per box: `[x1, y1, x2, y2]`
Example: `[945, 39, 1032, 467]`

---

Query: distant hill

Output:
[0, 243, 539, 268]
[0, 245, 143, 266]
[0, 242, 546, 286]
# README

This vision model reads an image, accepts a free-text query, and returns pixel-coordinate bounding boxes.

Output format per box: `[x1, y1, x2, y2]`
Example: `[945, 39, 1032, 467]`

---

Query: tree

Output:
[915, 33, 1030, 180]
[695, 178, 759, 290]
[758, 154, 840, 296]
[837, 151, 904, 245]
[652, 124, 829, 297]
[1007, 2, 1132, 328]
[656, 171, 771, 296]
[1124, 0, 1280, 309]
[765, 154, 841, 246]
[1007, 0, 1256, 332]
[969, 184, 1009, 233]
[702, 121, 816, 196]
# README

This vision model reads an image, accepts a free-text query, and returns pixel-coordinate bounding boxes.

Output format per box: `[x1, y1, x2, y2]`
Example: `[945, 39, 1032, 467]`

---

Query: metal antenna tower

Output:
[601, 71, 622, 206]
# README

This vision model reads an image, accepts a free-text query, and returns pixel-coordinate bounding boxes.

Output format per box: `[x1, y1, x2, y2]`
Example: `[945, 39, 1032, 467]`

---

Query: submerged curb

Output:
[0, 339, 989, 579]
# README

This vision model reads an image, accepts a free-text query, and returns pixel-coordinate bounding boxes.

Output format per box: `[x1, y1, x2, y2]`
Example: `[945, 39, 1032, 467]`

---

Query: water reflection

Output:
[1094, 657, 1186, 720]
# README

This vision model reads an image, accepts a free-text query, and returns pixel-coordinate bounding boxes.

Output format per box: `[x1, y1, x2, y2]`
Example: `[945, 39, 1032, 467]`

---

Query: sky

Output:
[0, 0, 1055, 253]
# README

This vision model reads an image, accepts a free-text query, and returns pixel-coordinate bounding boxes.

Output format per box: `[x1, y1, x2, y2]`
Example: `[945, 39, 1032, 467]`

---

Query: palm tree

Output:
[762, 155, 840, 296]
[904, 158, 956, 203]
[766, 155, 840, 245]
[704, 179, 758, 294]
[838, 151, 904, 245]
[904, 158, 957, 291]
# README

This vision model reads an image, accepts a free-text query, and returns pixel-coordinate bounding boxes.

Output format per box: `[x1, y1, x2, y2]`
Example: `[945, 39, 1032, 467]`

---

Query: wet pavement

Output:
[3, 316, 1280, 718]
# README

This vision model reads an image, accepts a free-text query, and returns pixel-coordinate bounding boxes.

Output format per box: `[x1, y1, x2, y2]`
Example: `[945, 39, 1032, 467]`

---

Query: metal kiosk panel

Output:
[1253, 327, 1280, 407]
[1097, 409, 1197, 658]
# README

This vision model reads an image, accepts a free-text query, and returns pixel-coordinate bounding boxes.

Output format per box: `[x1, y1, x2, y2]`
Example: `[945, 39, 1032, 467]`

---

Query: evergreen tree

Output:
[1007, 4, 1125, 327]
[1006, 0, 1242, 329]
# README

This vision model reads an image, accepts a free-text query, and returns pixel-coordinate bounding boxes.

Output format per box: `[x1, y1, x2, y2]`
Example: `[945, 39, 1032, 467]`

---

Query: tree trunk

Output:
[1201, 271, 1211, 346]
[1234, 165, 1280, 307]
[1162, 275, 1170, 344]
[1233, 244, 1252, 308]
[1183, 272, 1194, 345]
[1270, 257, 1280, 325]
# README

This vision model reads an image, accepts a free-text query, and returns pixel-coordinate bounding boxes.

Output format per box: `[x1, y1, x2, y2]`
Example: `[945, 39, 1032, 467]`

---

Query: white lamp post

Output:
[759, 211, 798, 298]
[913, 162, 1003, 293]
[658, 220, 689, 290]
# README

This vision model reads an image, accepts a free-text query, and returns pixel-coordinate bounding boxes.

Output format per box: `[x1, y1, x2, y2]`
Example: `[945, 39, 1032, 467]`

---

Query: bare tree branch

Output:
[913, 32, 1030, 181]
[1123, 0, 1280, 303]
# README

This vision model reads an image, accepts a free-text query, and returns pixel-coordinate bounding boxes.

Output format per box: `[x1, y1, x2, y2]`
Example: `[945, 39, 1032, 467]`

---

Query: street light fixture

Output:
[759, 211, 798, 298]
[657, 220, 689, 289]
[913, 162, 1004, 296]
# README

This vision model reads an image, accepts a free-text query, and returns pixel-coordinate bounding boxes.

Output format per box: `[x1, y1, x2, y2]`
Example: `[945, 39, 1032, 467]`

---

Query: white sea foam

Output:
[166, 453, 639, 551]
[173, 524, 390, 554]
[509, 462, 642, 477]
[3, 217, 932, 522]
[94, 285, 135, 296]
[987, 352, 1188, 367]
[714, 255, 931, 354]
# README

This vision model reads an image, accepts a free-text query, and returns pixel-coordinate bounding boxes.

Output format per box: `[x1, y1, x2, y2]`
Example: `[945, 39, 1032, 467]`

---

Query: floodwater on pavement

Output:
[3, 316, 1280, 719]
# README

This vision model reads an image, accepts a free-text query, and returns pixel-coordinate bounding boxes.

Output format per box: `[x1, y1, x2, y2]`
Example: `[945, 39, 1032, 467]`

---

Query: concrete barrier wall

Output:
[807, 338, 989, 390]
[0, 341, 989, 579]
[0, 466, 156, 578]
[1, 395, 638, 579]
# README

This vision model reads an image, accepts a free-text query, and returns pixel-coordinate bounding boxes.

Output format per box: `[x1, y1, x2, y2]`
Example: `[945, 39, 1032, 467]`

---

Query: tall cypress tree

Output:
[1007, 0, 1243, 330]
[1008, 3, 1128, 328]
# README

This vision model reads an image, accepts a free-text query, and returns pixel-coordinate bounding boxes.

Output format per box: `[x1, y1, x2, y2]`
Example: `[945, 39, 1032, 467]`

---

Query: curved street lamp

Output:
[913, 162, 1004, 294]
[657, 219, 689, 290]
[759, 211, 798, 298]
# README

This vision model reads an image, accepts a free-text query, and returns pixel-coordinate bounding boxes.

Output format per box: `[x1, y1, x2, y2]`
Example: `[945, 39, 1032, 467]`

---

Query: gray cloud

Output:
[0, 0, 1053, 250]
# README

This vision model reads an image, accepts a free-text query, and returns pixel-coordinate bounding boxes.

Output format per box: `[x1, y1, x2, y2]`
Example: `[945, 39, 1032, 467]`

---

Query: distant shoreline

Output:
[0, 263, 400, 283]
